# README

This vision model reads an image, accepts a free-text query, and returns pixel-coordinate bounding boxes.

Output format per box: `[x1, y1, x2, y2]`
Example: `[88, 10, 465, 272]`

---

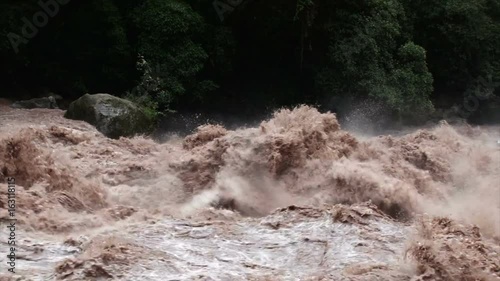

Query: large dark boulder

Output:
[10, 96, 58, 109]
[64, 93, 154, 139]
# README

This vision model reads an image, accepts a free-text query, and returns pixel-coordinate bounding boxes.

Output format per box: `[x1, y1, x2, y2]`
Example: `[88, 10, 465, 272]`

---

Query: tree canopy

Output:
[1, 0, 499, 121]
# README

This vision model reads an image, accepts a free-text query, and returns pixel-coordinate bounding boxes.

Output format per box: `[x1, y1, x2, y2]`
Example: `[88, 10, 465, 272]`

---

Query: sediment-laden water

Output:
[0, 105, 499, 280]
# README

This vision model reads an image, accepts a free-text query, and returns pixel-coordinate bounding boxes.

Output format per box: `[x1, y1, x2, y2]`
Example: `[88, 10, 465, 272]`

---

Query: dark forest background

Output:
[1, 0, 499, 125]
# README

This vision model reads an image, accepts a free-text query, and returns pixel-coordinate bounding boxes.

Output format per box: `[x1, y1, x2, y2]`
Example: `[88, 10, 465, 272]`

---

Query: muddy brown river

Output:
[0, 105, 499, 280]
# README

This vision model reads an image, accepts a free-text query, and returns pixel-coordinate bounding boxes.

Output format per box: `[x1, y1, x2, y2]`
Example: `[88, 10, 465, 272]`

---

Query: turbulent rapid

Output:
[0, 105, 499, 281]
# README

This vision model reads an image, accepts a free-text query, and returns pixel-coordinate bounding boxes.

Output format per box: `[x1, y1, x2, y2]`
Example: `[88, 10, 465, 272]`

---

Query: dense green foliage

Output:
[0, 0, 499, 122]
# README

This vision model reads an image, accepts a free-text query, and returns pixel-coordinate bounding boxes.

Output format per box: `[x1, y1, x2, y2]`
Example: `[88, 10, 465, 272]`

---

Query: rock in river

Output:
[11, 96, 58, 109]
[64, 93, 153, 139]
